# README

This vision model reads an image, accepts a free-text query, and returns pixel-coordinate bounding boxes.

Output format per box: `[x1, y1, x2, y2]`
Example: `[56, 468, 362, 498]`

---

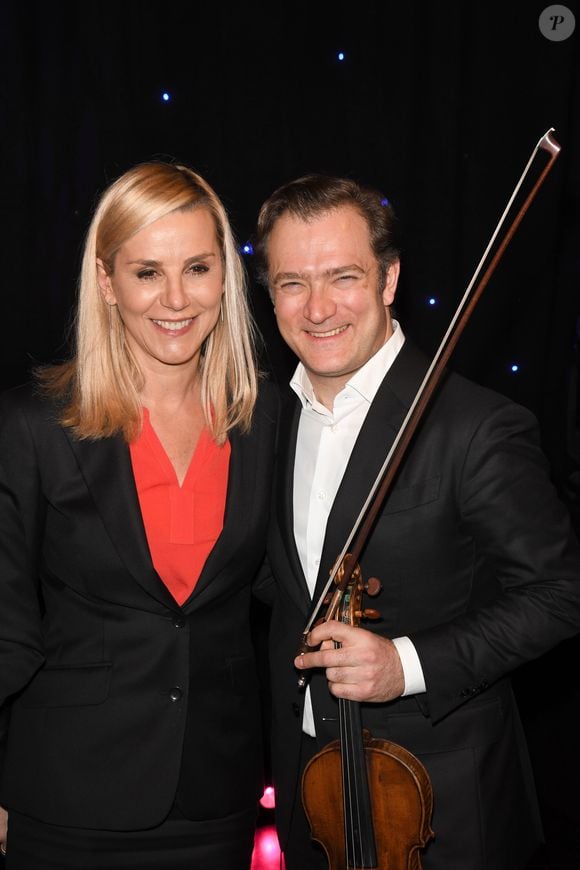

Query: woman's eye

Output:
[187, 263, 209, 275]
[137, 269, 157, 280]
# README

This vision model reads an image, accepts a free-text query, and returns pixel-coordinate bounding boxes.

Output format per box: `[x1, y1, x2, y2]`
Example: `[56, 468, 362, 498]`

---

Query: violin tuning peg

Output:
[364, 576, 382, 597]
[354, 608, 381, 620]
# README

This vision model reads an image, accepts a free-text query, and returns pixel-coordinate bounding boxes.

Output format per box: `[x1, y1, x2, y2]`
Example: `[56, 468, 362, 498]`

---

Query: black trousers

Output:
[4, 805, 256, 870]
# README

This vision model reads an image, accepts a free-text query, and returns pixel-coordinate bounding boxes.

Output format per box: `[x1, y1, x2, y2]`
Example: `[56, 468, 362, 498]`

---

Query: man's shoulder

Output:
[440, 369, 519, 414]
[393, 338, 533, 421]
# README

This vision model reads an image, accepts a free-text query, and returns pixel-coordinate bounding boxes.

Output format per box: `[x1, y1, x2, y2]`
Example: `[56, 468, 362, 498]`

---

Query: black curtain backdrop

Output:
[2, 1, 580, 864]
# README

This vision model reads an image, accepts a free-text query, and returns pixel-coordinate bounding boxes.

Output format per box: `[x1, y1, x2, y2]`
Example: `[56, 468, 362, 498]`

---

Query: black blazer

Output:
[265, 341, 580, 870]
[0, 380, 278, 830]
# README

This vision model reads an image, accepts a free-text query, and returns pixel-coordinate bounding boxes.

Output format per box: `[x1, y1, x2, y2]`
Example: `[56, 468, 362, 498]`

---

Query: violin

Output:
[297, 129, 562, 869]
[301, 558, 434, 869]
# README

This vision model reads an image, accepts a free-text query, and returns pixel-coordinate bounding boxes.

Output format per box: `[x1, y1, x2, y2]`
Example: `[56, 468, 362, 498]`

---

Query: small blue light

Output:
[380, 197, 390, 207]
[162, 92, 170, 102]
[241, 243, 254, 255]
[338, 51, 345, 61]
[428, 297, 437, 306]
[510, 364, 520, 373]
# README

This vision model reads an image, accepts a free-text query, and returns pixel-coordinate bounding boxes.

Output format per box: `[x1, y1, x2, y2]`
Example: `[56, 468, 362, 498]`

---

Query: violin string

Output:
[340, 697, 358, 867]
[337, 649, 354, 865]
[340, 696, 372, 867]
[349, 701, 366, 866]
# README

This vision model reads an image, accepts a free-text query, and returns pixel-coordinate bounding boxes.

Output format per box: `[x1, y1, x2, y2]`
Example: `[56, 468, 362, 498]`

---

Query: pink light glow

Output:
[259, 785, 276, 809]
[252, 825, 281, 869]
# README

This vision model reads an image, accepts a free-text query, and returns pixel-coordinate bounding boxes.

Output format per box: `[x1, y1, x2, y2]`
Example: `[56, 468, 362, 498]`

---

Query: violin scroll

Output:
[296, 556, 382, 688]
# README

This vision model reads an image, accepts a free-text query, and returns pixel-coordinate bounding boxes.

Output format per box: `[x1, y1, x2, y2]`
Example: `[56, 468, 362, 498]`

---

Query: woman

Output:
[0, 162, 278, 868]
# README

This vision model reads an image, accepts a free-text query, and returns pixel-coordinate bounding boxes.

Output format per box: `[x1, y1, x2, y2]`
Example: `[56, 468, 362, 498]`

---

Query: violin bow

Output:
[299, 127, 562, 651]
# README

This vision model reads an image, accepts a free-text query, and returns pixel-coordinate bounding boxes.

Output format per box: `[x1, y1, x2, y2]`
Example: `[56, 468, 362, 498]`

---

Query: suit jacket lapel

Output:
[182, 410, 276, 612]
[315, 340, 429, 600]
[66, 432, 179, 611]
[181, 427, 249, 611]
[275, 391, 312, 611]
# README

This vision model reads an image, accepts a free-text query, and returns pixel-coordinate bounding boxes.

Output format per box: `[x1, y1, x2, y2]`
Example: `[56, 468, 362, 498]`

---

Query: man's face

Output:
[267, 205, 399, 406]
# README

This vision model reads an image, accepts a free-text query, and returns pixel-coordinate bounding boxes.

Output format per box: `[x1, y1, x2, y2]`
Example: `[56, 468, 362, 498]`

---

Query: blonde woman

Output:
[0, 163, 278, 869]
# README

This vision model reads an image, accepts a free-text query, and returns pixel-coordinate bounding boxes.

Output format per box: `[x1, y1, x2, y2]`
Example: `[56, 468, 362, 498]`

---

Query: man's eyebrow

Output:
[272, 264, 365, 283]
[324, 264, 365, 277]
[272, 271, 305, 283]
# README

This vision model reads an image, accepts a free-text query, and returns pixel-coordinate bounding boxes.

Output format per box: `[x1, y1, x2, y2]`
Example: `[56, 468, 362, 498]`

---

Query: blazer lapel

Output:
[66, 432, 179, 611]
[314, 340, 430, 600]
[280, 392, 312, 608]
[182, 410, 275, 612]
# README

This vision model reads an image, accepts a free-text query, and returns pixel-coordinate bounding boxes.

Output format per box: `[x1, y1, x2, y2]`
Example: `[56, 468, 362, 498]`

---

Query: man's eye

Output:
[279, 281, 303, 293]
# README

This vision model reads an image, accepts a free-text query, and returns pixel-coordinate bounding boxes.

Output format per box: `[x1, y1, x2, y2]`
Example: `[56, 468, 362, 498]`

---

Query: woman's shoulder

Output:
[0, 381, 62, 431]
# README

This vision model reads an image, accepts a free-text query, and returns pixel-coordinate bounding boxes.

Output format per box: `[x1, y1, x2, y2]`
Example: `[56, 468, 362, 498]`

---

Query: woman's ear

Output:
[96, 259, 116, 305]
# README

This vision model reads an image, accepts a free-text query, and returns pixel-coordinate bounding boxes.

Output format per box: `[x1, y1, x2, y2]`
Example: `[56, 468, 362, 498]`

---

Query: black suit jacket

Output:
[0, 380, 278, 830]
[265, 341, 580, 869]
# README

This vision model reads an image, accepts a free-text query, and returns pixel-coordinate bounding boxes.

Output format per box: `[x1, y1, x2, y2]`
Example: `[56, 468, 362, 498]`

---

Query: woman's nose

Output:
[161, 276, 188, 310]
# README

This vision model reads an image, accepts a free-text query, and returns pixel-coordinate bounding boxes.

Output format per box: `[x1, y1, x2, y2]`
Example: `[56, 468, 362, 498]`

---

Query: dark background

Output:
[2, 1, 579, 865]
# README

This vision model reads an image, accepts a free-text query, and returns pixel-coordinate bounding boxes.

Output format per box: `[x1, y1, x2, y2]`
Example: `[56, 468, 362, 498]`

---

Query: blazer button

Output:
[291, 702, 300, 717]
[169, 687, 183, 702]
[172, 615, 186, 629]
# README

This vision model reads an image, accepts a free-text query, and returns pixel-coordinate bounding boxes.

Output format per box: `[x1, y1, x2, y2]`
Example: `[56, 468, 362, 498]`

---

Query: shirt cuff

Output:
[392, 636, 426, 696]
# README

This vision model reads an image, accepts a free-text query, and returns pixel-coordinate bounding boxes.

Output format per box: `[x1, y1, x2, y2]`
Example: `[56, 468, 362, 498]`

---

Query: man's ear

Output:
[381, 258, 400, 308]
[96, 259, 116, 305]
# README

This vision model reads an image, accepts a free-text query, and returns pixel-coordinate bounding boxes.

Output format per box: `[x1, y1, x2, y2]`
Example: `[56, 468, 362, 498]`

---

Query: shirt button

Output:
[317, 491, 325, 500]
[169, 687, 183, 702]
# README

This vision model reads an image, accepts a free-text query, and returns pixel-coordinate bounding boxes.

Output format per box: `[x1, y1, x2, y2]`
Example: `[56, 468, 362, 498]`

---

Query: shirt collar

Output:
[290, 320, 405, 410]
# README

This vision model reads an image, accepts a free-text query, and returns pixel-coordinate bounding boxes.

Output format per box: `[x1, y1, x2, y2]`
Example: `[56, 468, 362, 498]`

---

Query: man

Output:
[254, 174, 580, 869]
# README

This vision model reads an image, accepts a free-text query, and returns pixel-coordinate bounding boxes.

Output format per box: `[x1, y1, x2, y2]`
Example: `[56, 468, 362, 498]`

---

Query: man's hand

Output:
[294, 620, 405, 702]
[0, 804, 7, 858]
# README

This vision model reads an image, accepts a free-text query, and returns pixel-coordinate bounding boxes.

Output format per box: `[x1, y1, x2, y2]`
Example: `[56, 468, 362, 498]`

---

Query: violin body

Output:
[302, 730, 434, 869]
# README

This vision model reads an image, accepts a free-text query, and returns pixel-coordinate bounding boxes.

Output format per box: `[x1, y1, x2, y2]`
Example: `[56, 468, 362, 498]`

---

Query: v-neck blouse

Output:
[129, 409, 231, 605]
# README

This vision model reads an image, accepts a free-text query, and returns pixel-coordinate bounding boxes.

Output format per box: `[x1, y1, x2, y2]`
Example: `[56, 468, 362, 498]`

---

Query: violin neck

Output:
[339, 698, 378, 868]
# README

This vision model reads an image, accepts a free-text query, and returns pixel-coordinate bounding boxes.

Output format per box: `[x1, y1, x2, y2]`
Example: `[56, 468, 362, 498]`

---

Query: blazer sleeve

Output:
[0, 390, 47, 715]
[410, 399, 580, 723]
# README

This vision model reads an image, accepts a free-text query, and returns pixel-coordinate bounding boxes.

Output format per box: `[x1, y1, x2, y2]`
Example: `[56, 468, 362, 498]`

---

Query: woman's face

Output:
[97, 207, 223, 379]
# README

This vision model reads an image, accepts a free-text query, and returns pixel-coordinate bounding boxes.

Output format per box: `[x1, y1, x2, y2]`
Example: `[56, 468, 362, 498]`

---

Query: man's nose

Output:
[303, 284, 337, 323]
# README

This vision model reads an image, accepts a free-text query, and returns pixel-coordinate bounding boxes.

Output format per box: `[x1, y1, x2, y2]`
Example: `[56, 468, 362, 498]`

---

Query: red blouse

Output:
[129, 409, 231, 605]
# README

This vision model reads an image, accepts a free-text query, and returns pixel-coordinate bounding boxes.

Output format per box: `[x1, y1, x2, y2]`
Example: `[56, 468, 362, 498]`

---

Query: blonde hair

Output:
[39, 162, 258, 443]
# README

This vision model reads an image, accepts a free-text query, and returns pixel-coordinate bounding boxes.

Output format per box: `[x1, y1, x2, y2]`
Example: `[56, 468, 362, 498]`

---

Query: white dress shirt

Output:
[291, 322, 426, 736]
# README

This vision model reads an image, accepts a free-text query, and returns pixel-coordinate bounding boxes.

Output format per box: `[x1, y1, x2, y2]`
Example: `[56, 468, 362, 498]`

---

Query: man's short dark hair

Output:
[253, 174, 400, 291]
